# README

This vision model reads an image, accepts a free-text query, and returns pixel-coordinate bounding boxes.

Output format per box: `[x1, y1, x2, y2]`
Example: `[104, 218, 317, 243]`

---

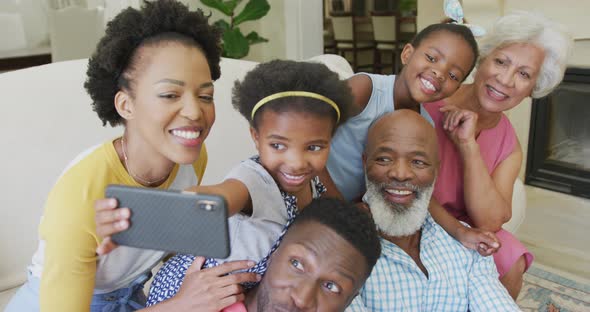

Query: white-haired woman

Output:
[424, 11, 572, 299]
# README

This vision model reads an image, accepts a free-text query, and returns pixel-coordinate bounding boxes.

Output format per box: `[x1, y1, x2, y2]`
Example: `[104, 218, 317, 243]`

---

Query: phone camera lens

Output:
[198, 200, 216, 211]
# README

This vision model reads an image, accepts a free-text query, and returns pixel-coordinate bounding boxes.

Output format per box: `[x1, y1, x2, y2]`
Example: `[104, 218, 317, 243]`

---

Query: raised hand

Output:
[456, 225, 501, 256]
[94, 198, 130, 255]
[168, 257, 261, 312]
[440, 105, 478, 146]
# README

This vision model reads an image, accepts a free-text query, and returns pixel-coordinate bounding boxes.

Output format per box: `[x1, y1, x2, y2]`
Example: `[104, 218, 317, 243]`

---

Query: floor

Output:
[517, 262, 590, 311]
[516, 185, 590, 283]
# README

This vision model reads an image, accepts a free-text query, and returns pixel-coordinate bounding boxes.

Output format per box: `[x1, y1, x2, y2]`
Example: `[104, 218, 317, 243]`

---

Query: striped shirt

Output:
[347, 214, 520, 312]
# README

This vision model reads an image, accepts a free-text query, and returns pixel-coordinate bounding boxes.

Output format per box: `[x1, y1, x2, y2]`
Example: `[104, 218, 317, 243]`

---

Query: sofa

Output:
[0, 54, 526, 309]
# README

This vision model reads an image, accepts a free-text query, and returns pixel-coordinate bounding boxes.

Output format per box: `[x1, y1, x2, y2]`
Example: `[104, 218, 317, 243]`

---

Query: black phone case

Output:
[106, 185, 230, 258]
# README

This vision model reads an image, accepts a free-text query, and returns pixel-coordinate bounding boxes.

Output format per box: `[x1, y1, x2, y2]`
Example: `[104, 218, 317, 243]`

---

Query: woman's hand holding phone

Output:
[97, 185, 230, 257]
[94, 198, 130, 255]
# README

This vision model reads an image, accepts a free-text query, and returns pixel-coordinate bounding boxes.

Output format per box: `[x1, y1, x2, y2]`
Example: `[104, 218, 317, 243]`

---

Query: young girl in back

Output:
[323, 22, 479, 202]
[98, 59, 353, 310]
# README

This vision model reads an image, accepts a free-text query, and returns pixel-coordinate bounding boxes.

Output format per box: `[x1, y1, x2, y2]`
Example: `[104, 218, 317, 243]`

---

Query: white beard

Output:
[364, 175, 434, 237]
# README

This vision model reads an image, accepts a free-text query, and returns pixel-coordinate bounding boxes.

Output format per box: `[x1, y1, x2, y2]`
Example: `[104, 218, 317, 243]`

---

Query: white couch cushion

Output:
[0, 288, 18, 310]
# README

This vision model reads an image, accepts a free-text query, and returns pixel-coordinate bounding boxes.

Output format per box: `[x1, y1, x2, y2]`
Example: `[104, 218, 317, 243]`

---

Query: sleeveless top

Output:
[424, 101, 518, 224]
[327, 73, 434, 201]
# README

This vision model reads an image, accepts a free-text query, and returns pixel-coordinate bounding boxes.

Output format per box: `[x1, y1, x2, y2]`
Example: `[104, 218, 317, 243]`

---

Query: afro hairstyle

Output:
[84, 0, 222, 127]
[232, 59, 353, 131]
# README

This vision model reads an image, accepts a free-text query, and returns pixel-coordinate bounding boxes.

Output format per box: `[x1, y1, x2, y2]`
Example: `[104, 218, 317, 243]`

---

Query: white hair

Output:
[479, 11, 573, 98]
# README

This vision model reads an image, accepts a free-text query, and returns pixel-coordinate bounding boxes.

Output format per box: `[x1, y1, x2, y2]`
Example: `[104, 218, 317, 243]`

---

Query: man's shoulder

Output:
[423, 214, 479, 259]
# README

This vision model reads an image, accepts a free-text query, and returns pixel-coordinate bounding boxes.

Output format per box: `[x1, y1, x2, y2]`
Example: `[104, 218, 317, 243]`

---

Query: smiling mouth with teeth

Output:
[171, 129, 201, 140]
[385, 189, 414, 196]
[487, 85, 509, 100]
[282, 172, 306, 180]
[420, 77, 437, 92]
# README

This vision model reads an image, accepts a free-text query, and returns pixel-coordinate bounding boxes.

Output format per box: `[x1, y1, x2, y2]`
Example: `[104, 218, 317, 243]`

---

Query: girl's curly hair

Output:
[232, 60, 353, 132]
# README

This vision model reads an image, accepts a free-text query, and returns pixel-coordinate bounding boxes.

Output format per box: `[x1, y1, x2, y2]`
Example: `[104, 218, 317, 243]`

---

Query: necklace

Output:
[120, 136, 170, 186]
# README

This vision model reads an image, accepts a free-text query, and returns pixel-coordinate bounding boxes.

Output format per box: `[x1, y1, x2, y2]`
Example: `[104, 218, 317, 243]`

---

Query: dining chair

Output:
[330, 11, 374, 72]
[370, 10, 400, 74]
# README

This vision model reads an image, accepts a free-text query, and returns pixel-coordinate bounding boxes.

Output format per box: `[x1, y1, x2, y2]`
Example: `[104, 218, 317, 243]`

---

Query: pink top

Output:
[424, 101, 518, 225]
[222, 302, 247, 312]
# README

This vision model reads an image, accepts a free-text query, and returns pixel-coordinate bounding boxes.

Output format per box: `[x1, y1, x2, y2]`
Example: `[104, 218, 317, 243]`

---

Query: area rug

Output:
[517, 264, 590, 311]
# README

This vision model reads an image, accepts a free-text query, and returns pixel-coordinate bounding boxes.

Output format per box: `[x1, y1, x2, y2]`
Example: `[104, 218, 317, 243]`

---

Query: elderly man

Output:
[347, 110, 520, 311]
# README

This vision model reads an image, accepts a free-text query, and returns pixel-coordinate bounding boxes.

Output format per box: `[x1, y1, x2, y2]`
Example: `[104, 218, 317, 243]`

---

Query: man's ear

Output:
[114, 90, 134, 121]
[400, 43, 415, 66]
[249, 126, 260, 150]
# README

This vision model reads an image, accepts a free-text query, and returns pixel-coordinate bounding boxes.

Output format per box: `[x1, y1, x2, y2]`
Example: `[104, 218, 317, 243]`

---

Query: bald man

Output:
[347, 110, 519, 311]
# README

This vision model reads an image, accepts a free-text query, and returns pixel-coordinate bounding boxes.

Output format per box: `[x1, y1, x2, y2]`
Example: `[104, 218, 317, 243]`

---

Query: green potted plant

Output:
[398, 0, 417, 16]
[200, 0, 270, 59]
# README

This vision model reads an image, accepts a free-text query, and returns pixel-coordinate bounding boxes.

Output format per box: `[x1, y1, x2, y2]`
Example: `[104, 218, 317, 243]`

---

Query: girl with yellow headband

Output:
[95, 59, 353, 311]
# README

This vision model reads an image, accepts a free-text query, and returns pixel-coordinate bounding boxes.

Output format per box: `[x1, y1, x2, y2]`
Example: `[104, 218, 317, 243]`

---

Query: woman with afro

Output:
[6, 1, 227, 311]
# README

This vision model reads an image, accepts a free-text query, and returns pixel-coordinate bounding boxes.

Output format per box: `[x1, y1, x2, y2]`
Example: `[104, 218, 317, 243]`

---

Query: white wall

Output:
[284, 0, 323, 60]
[462, 0, 502, 31]
[417, 0, 445, 31]
[505, 0, 590, 40]
[0, 0, 49, 49]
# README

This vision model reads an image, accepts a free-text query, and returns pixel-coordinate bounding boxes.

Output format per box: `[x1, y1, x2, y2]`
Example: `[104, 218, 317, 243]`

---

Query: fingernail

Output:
[109, 198, 117, 206]
[256, 274, 262, 281]
[248, 261, 256, 266]
[117, 220, 128, 229]
[118, 209, 129, 218]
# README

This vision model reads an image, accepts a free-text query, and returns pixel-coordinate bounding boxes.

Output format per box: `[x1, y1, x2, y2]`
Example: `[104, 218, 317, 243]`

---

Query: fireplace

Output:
[525, 67, 590, 199]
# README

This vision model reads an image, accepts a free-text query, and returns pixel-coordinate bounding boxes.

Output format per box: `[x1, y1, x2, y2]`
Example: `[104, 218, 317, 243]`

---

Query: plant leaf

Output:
[200, 0, 232, 16]
[245, 31, 268, 45]
[233, 0, 270, 26]
[222, 28, 250, 59]
[213, 19, 230, 32]
[223, 0, 242, 13]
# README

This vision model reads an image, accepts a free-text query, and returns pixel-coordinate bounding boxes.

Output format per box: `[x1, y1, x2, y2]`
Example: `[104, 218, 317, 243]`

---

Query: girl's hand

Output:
[456, 226, 501, 256]
[169, 257, 261, 312]
[440, 105, 478, 146]
[94, 198, 130, 255]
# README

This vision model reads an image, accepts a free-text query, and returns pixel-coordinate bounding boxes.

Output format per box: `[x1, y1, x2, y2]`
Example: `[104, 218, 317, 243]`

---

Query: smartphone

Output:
[105, 184, 230, 258]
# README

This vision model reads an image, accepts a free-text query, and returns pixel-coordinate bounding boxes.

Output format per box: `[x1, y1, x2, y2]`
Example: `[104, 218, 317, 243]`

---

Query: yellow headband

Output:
[250, 91, 340, 122]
